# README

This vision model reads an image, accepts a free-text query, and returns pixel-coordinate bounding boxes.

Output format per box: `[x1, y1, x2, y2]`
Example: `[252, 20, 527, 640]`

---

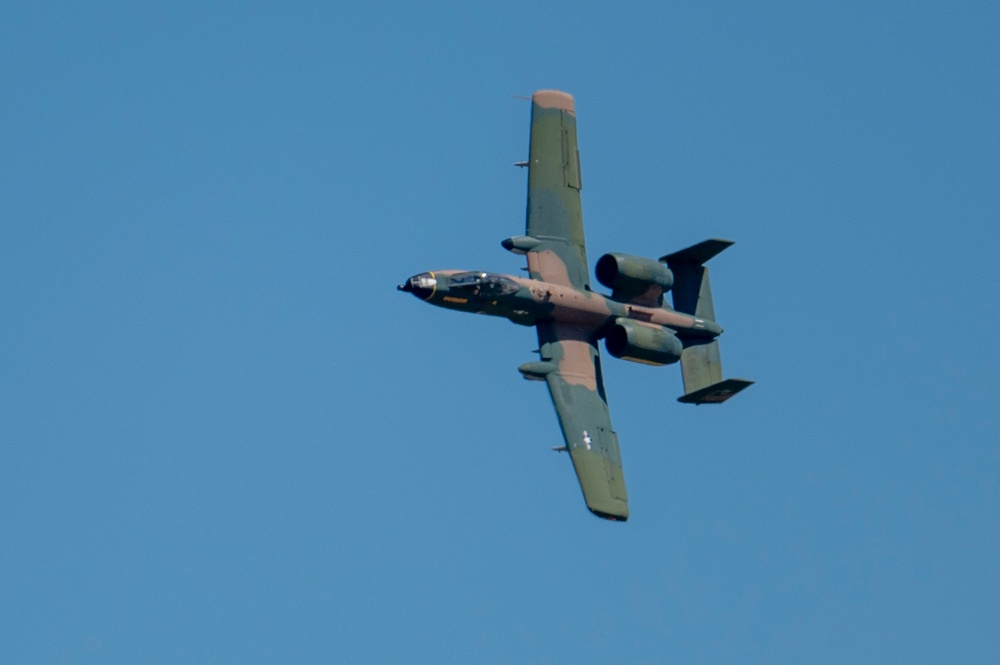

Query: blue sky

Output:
[2, 2, 998, 663]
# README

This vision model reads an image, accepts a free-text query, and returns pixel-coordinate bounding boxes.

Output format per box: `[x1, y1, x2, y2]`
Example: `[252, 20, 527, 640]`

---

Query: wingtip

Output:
[587, 498, 629, 522]
[590, 507, 629, 522]
[532, 90, 575, 115]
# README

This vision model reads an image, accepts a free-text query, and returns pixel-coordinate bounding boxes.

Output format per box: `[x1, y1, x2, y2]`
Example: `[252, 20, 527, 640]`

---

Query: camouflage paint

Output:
[401, 270, 718, 339]
[398, 90, 750, 521]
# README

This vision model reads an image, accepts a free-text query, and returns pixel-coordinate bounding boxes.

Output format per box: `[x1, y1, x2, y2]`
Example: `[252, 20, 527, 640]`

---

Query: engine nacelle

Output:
[595, 253, 674, 306]
[605, 318, 683, 366]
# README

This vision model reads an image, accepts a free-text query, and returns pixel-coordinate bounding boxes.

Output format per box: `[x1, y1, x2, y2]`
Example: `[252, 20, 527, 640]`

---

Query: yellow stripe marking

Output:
[424, 271, 437, 301]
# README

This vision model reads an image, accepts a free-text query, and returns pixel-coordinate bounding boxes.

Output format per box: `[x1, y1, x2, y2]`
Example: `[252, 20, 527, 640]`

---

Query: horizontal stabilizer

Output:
[678, 378, 754, 405]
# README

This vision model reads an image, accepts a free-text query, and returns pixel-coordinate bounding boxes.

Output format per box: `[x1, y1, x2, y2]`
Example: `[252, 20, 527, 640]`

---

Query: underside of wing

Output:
[537, 322, 628, 521]
[524, 90, 590, 289]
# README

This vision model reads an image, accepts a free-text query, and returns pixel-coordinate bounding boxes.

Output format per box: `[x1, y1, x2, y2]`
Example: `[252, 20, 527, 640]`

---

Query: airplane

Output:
[398, 90, 752, 521]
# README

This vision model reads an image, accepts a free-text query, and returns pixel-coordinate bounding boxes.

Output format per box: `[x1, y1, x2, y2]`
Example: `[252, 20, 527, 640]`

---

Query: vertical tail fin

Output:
[660, 238, 731, 319]
[661, 239, 753, 404]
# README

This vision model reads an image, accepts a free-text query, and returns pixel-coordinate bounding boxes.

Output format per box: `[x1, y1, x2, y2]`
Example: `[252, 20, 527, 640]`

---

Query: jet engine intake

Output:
[595, 253, 674, 306]
[605, 318, 682, 366]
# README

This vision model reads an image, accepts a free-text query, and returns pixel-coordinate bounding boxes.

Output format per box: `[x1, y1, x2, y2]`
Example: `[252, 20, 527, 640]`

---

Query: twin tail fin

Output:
[661, 239, 753, 404]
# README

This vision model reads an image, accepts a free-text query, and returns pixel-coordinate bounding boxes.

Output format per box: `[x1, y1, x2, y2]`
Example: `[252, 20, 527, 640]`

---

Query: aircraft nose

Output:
[397, 272, 437, 300]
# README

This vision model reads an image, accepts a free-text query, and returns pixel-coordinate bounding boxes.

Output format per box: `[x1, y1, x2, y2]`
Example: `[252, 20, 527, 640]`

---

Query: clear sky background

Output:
[2, 2, 998, 663]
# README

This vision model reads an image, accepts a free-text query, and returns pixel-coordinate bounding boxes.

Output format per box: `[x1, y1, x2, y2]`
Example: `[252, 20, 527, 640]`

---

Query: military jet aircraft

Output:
[399, 90, 751, 521]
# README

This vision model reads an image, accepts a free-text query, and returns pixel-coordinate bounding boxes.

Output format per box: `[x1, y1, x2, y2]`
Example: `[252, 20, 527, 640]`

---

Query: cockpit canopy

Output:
[449, 272, 519, 298]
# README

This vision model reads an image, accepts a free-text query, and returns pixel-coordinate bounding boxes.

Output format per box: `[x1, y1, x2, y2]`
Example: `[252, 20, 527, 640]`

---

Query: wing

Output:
[524, 90, 590, 289]
[537, 322, 629, 521]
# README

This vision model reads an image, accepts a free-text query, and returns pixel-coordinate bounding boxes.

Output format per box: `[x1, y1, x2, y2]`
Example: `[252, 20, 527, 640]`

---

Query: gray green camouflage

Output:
[399, 90, 752, 521]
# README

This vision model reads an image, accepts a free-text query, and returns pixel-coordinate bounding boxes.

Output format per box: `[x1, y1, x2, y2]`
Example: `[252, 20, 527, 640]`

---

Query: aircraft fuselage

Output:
[398, 269, 721, 342]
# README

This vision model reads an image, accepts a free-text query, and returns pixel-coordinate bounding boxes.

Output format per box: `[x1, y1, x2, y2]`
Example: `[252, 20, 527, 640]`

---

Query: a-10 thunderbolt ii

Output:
[399, 90, 752, 521]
